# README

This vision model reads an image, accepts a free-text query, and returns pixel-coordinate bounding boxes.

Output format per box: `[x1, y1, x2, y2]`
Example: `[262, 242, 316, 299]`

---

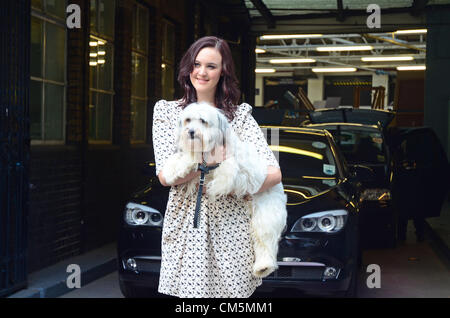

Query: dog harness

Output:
[194, 158, 220, 228]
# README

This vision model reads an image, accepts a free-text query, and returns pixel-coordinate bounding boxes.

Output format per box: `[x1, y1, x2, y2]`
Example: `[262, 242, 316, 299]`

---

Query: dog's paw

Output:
[163, 153, 197, 184]
[252, 260, 277, 278]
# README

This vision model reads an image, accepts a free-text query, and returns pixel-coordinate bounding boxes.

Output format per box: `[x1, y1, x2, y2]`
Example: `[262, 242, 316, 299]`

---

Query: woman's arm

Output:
[158, 169, 201, 187]
[254, 165, 282, 194]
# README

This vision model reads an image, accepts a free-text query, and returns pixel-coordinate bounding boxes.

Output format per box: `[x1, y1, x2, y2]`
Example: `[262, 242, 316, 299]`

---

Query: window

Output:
[30, 0, 66, 143]
[161, 20, 175, 100]
[89, 0, 115, 142]
[130, 3, 149, 143]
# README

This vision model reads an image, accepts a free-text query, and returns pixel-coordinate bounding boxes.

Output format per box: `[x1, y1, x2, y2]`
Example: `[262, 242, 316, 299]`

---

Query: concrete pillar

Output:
[255, 74, 264, 107]
[307, 75, 324, 105]
[425, 7, 450, 157]
[372, 73, 389, 109]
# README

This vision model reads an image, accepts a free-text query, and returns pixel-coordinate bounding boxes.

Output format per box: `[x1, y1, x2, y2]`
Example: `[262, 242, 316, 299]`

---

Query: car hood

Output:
[308, 108, 394, 128]
[128, 177, 353, 220]
[284, 177, 352, 214]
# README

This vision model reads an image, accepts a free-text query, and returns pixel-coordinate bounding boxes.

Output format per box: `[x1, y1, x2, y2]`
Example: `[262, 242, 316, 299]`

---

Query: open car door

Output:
[391, 127, 450, 219]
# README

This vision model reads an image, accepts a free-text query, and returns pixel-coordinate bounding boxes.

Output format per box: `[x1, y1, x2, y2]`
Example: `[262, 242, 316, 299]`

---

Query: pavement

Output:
[8, 243, 117, 298]
[7, 196, 450, 298]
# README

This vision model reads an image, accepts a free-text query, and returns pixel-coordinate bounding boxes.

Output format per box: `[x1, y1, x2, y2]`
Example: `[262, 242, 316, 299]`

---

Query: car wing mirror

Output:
[350, 164, 376, 183]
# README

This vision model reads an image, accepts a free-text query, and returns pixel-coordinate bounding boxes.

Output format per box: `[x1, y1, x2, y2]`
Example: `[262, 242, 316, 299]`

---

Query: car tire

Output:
[119, 280, 160, 298]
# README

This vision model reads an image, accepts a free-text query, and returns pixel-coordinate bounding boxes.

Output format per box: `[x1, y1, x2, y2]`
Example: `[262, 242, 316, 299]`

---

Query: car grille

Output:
[267, 266, 325, 280]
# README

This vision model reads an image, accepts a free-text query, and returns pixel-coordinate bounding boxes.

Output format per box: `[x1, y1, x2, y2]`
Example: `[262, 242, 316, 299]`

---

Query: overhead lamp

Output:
[269, 58, 316, 64]
[260, 34, 323, 40]
[397, 65, 426, 71]
[97, 59, 106, 64]
[312, 67, 357, 73]
[89, 53, 98, 58]
[89, 41, 98, 47]
[361, 56, 414, 62]
[395, 29, 427, 34]
[317, 46, 373, 52]
[89, 61, 98, 66]
[97, 51, 106, 56]
[255, 68, 276, 73]
[255, 48, 266, 53]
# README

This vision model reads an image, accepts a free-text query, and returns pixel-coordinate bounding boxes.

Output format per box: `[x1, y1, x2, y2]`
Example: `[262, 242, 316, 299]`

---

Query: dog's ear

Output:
[174, 116, 182, 151]
[216, 111, 229, 146]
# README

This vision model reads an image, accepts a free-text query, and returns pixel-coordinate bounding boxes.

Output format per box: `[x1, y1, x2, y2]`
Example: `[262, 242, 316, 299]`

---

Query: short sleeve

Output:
[152, 100, 177, 176]
[237, 103, 280, 168]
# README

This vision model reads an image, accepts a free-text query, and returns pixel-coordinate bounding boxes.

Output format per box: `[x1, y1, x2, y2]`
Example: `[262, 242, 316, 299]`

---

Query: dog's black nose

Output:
[189, 129, 195, 139]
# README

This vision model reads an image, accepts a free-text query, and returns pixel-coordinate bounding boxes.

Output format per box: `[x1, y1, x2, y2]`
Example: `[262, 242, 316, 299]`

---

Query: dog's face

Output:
[177, 102, 228, 153]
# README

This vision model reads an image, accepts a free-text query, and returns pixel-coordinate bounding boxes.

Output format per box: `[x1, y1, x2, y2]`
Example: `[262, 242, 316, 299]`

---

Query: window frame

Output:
[30, 2, 67, 146]
[88, 0, 116, 144]
[161, 18, 176, 101]
[130, 2, 149, 144]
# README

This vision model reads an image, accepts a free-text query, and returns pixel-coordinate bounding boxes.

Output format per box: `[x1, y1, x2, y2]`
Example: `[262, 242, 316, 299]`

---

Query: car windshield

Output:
[266, 129, 340, 204]
[270, 132, 338, 179]
[326, 127, 386, 164]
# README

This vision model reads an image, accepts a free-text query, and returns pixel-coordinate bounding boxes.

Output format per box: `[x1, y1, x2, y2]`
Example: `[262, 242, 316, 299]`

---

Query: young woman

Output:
[152, 36, 281, 298]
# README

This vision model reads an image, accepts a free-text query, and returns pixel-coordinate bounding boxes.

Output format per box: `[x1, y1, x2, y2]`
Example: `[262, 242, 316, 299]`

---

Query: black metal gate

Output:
[0, 0, 30, 297]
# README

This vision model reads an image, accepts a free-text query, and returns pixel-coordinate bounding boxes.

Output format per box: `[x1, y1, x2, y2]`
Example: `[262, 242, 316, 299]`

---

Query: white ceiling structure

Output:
[242, 0, 450, 74]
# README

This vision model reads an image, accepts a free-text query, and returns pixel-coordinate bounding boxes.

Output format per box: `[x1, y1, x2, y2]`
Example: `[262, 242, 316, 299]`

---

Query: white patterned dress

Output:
[152, 99, 280, 298]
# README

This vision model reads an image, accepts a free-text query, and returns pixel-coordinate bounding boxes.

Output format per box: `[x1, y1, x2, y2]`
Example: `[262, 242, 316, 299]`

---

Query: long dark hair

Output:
[177, 36, 240, 121]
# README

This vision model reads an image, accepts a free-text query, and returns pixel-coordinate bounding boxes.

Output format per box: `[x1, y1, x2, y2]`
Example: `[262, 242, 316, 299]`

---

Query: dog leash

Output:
[193, 158, 220, 228]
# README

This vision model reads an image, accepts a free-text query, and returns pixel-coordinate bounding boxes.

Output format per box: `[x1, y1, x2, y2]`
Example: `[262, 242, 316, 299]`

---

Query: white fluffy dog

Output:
[163, 102, 287, 278]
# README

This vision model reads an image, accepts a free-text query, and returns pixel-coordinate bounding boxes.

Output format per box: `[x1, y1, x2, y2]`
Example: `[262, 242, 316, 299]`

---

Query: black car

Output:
[305, 108, 450, 246]
[118, 126, 364, 298]
[305, 122, 396, 248]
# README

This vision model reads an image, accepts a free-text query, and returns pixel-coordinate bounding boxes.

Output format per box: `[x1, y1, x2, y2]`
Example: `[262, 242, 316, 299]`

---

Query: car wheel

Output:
[119, 280, 159, 298]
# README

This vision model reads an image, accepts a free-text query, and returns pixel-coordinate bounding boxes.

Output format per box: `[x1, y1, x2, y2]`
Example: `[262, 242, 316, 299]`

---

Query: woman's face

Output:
[190, 47, 223, 97]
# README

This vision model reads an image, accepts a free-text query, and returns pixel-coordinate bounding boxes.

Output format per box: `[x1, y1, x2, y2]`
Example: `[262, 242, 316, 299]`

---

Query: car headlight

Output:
[291, 209, 348, 233]
[360, 189, 391, 201]
[124, 202, 163, 227]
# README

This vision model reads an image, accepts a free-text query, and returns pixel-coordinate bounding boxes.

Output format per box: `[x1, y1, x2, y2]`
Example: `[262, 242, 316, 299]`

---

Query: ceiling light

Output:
[255, 48, 266, 53]
[317, 46, 373, 52]
[269, 58, 316, 64]
[97, 59, 106, 64]
[260, 34, 323, 40]
[361, 56, 414, 62]
[397, 65, 426, 71]
[89, 53, 98, 57]
[255, 68, 276, 73]
[89, 61, 98, 66]
[97, 51, 106, 56]
[312, 67, 357, 73]
[89, 41, 98, 47]
[395, 29, 427, 34]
